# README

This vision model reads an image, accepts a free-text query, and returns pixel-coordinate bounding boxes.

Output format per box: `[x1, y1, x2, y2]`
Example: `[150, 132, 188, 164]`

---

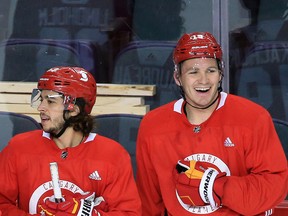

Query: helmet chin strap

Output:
[53, 110, 72, 138]
[179, 86, 220, 110]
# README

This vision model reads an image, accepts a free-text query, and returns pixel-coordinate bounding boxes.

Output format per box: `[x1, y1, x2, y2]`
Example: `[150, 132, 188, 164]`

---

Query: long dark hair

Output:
[64, 98, 94, 136]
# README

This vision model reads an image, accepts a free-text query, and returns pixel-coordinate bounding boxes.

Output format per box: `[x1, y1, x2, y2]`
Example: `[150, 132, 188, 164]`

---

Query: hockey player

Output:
[0, 66, 142, 215]
[136, 32, 288, 215]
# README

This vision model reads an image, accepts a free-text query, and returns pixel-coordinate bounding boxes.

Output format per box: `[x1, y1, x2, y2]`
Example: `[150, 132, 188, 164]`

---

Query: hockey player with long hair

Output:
[0, 66, 142, 215]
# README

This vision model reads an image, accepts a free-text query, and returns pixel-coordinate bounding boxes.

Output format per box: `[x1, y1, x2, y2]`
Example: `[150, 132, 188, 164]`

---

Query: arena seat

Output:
[0, 111, 42, 151]
[1, 0, 133, 83]
[236, 42, 288, 121]
[112, 41, 179, 110]
[92, 114, 142, 177]
[0, 39, 105, 82]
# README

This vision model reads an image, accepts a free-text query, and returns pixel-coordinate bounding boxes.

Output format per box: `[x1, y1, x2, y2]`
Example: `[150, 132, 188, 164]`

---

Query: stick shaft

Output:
[49, 162, 63, 202]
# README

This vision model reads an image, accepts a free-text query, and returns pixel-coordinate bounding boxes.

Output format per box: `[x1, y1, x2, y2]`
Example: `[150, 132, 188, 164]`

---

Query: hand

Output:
[175, 160, 227, 208]
[39, 192, 107, 216]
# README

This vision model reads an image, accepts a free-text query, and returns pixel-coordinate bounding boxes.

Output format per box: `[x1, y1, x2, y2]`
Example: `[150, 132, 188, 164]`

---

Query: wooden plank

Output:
[0, 94, 144, 106]
[0, 94, 31, 104]
[0, 82, 34, 93]
[0, 82, 156, 96]
[97, 83, 156, 96]
[95, 96, 144, 106]
[91, 105, 149, 116]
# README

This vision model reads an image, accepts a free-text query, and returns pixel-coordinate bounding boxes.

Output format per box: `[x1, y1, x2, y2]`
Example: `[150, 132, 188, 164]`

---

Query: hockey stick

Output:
[49, 162, 63, 203]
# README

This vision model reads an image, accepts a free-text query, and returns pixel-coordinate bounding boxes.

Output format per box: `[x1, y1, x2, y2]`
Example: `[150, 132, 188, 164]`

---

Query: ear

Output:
[174, 71, 181, 86]
[70, 104, 80, 117]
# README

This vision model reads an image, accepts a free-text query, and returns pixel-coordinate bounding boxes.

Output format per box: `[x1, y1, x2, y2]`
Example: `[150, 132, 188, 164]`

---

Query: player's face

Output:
[37, 90, 65, 134]
[176, 58, 222, 109]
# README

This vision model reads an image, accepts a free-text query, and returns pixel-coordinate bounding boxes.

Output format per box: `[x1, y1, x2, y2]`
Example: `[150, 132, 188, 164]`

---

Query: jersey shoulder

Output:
[7, 130, 43, 147]
[224, 94, 270, 117]
[217, 93, 273, 129]
[140, 100, 186, 135]
[92, 133, 131, 159]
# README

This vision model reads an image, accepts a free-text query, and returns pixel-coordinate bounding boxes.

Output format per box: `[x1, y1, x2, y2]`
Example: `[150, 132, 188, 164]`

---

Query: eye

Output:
[207, 68, 218, 73]
[187, 68, 198, 74]
[47, 99, 55, 104]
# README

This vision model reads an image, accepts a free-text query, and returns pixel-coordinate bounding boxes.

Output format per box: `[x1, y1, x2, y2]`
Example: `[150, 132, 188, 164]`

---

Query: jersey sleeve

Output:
[0, 142, 34, 216]
[222, 112, 288, 215]
[136, 122, 166, 216]
[97, 144, 142, 216]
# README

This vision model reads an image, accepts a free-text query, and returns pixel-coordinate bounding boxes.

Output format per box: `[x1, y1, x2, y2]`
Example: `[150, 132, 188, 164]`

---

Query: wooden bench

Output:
[0, 82, 156, 122]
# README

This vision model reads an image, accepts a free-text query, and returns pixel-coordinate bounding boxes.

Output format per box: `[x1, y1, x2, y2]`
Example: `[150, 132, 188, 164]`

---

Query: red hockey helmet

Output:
[35, 66, 97, 114]
[173, 32, 223, 65]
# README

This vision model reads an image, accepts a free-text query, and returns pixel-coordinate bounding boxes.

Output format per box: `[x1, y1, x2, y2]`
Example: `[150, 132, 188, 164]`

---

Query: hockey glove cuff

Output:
[175, 160, 227, 208]
[39, 192, 107, 216]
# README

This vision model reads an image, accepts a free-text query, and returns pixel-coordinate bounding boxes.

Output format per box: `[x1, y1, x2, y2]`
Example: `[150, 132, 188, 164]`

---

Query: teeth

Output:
[195, 87, 210, 91]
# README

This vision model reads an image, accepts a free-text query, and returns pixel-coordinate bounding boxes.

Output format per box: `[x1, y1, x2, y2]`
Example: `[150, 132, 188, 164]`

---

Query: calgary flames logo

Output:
[175, 153, 230, 214]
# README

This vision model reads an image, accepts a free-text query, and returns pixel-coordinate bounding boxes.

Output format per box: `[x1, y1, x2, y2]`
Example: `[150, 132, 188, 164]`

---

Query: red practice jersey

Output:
[0, 131, 141, 215]
[136, 92, 288, 216]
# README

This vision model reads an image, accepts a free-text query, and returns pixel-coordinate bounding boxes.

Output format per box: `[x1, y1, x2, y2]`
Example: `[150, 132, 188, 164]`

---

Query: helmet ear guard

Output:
[63, 95, 77, 111]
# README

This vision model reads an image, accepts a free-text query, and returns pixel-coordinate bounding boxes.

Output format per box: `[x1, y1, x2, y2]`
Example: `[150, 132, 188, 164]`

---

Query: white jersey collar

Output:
[173, 92, 228, 114]
[42, 131, 97, 142]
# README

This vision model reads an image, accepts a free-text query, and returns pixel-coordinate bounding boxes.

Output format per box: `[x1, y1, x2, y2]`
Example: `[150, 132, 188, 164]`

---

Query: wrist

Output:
[199, 168, 219, 205]
[213, 173, 227, 201]
[199, 168, 227, 208]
